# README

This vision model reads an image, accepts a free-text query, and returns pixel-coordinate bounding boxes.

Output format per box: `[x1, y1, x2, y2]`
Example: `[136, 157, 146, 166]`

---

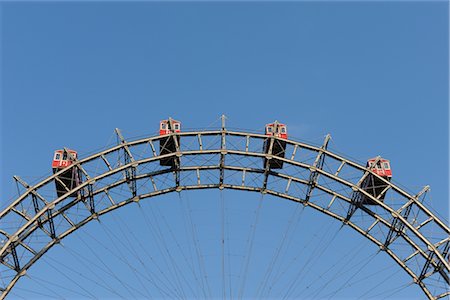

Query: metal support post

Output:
[219, 114, 226, 188]
[305, 134, 331, 202]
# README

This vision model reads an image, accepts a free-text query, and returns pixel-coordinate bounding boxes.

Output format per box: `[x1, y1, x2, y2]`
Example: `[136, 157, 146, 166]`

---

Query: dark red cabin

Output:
[160, 119, 181, 136]
[263, 121, 287, 169]
[159, 119, 181, 167]
[265, 122, 288, 139]
[52, 149, 79, 198]
[361, 157, 392, 205]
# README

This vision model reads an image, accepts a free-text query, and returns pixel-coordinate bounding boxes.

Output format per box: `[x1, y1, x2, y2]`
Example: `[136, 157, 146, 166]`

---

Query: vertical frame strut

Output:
[305, 134, 331, 203]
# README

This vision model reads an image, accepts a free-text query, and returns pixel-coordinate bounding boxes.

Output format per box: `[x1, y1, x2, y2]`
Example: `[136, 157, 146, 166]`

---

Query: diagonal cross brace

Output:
[13, 176, 56, 239]
[115, 128, 138, 197]
[384, 186, 430, 248]
[305, 134, 331, 203]
[64, 149, 97, 215]
[345, 156, 383, 222]
[419, 239, 450, 285]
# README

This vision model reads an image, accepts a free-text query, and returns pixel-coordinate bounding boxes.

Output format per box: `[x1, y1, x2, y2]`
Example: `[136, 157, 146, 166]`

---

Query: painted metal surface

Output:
[0, 128, 448, 299]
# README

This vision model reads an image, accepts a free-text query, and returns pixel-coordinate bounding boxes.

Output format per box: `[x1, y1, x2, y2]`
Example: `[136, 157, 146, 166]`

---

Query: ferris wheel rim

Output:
[1, 129, 449, 300]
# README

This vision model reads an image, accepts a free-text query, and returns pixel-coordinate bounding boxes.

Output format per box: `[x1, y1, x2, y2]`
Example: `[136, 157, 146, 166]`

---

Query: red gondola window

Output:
[159, 119, 181, 135]
[367, 157, 392, 178]
[265, 122, 287, 139]
[52, 150, 77, 169]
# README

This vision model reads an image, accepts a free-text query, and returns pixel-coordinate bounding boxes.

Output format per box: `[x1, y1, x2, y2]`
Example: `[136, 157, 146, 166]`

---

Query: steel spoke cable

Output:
[78, 232, 149, 298]
[426, 193, 448, 224]
[23, 275, 66, 300]
[135, 204, 188, 297]
[108, 176, 183, 298]
[28, 274, 93, 299]
[357, 267, 403, 299]
[279, 225, 335, 300]
[109, 211, 185, 298]
[267, 216, 334, 294]
[14, 285, 64, 299]
[2, 128, 449, 300]
[321, 250, 380, 299]
[181, 191, 213, 297]
[138, 200, 189, 299]
[107, 196, 188, 295]
[255, 203, 306, 298]
[40, 256, 97, 299]
[177, 192, 207, 298]
[432, 269, 446, 297]
[381, 282, 414, 300]
[365, 282, 413, 299]
[237, 193, 265, 300]
[106, 211, 174, 298]
[97, 220, 158, 299]
[102, 225, 155, 299]
[304, 247, 380, 298]
[149, 201, 205, 297]
[193, 114, 224, 133]
[224, 190, 233, 300]
[298, 241, 369, 298]
[220, 189, 226, 300]
[28, 237, 125, 296]
[141, 201, 191, 299]
[78, 131, 117, 159]
[31, 250, 94, 300]
[60, 243, 128, 299]
[419, 279, 449, 288]
[79, 229, 155, 299]
[178, 191, 212, 298]
[348, 260, 398, 287]
[281, 223, 342, 299]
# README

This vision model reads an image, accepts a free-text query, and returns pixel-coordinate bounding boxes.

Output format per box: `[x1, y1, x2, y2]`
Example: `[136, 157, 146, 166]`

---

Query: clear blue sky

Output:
[1, 1, 448, 299]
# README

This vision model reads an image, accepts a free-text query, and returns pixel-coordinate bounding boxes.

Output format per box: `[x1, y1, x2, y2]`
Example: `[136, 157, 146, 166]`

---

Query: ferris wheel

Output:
[1, 116, 449, 299]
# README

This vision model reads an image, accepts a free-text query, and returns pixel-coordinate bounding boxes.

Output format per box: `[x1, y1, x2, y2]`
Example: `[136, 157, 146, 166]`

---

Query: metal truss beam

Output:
[305, 134, 330, 203]
[384, 186, 430, 249]
[1, 129, 448, 300]
[115, 128, 137, 197]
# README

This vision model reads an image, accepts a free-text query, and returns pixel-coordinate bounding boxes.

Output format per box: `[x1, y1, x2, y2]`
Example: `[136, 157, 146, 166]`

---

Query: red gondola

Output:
[52, 149, 79, 198]
[265, 122, 288, 139]
[159, 119, 181, 167]
[361, 157, 392, 204]
[160, 119, 181, 135]
[263, 121, 287, 169]
[367, 157, 392, 178]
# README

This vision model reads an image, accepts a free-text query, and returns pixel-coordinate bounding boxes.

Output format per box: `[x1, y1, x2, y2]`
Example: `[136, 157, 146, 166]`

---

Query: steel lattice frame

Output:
[1, 129, 449, 299]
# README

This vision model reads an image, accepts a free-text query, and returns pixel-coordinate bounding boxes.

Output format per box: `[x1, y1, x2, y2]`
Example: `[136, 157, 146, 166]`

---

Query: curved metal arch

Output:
[1, 130, 449, 299]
